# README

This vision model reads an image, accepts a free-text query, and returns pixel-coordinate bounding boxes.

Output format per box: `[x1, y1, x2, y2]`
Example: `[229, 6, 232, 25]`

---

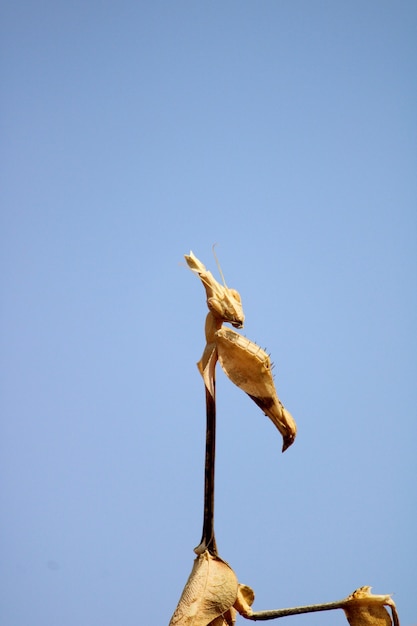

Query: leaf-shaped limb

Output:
[215, 327, 297, 451]
[208, 584, 255, 626]
[169, 551, 239, 626]
[197, 345, 218, 400]
[342, 586, 400, 626]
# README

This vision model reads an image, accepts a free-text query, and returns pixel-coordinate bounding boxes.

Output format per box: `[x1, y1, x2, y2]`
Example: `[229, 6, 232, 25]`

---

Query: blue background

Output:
[1, 2, 416, 625]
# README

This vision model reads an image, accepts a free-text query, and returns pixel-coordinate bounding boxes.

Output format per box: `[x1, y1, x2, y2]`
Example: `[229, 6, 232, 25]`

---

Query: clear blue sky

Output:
[1, 2, 416, 625]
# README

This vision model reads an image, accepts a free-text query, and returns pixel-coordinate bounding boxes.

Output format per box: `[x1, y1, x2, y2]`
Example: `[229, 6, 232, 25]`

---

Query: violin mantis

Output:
[168, 251, 400, 626]
[184, 250, 297, 453]
[184, 250, 295, 557]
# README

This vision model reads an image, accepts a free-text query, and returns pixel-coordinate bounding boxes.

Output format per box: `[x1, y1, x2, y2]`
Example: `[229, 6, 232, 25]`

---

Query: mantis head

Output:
[185, 251, 245, 328]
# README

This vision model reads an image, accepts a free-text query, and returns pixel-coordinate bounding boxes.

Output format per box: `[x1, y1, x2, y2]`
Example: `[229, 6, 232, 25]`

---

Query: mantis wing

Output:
[215, 328, 297, 452]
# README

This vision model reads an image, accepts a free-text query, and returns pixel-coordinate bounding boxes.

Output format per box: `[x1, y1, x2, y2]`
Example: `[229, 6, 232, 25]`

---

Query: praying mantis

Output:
[185, 250, 295, 557]
[184, 250, 297, 454]
[168, 251, 400, 626]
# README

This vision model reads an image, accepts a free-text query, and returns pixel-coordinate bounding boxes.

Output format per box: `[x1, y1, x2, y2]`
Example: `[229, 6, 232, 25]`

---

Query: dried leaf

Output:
[215, 327, 297, 451]
[342, 587, 399, 626]
[169, 551, 238, 626]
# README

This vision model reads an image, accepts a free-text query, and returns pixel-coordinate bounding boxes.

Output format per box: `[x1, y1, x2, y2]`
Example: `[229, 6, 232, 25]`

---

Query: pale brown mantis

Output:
[185, 250, 297, 453]
[168, 251, 400, 626]
[185, 250, 296, 557]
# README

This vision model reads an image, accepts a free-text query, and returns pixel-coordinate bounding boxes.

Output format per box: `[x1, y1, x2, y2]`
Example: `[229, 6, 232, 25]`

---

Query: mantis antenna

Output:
[212, 243, 227, 287]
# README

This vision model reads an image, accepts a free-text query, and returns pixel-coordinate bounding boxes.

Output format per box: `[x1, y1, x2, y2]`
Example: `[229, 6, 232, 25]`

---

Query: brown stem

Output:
[194, 383, 217, 556]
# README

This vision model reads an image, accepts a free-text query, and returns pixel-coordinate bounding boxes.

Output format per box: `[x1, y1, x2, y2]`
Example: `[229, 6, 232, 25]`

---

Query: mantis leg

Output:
[242, 588, 399, 626]
[194, 363, 218, 557]
[243, 599, 347, 620]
